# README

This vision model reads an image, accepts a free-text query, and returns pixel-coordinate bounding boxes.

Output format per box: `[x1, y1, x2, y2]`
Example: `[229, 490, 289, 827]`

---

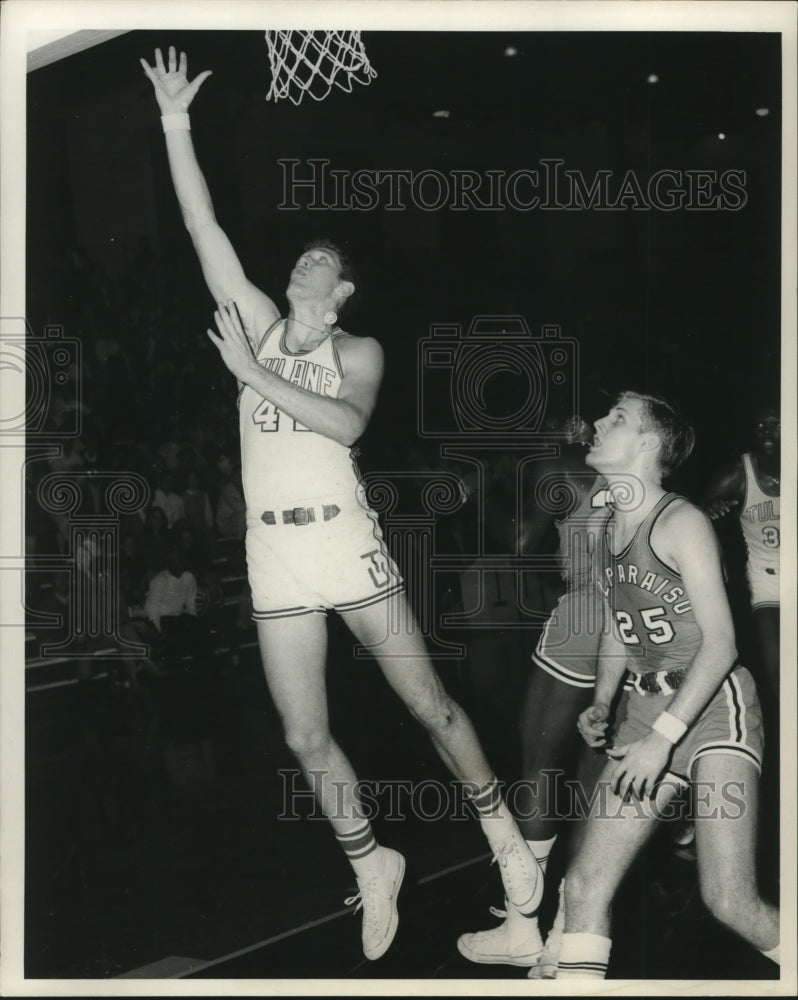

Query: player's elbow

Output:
[705, 632, 737, 668]
[338, 424, 364, 449]
[338, 407, 369, 447]
[183, 209, 218, 241]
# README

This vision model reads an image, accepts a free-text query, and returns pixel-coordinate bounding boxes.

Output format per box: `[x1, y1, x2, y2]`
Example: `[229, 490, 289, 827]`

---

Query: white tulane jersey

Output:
[239, 319, 362, 511]
[740, 452, 780, 574]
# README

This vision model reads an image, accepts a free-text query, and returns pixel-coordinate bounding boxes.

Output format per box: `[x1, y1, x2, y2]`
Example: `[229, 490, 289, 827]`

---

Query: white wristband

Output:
[161, 112, 191, 134]
[652, 711, 688, 744]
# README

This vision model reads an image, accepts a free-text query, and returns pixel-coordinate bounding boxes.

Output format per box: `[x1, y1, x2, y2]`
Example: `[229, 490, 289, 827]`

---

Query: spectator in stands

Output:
[157, 423, 185, 475]
[144, 548, 207, 671]
[152, 469, 186, 529]
[182, 469, 214, 534]
[139, 505, 173, 579]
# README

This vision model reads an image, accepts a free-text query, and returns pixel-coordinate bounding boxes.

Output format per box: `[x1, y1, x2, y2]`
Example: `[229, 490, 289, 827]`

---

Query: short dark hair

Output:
[303, 238, 360, 318]
[616, 390, 695, 477]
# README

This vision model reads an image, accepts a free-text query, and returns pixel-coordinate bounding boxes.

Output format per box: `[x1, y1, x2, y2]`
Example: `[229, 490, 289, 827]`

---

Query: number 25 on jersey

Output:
[616, 606, 676, 646]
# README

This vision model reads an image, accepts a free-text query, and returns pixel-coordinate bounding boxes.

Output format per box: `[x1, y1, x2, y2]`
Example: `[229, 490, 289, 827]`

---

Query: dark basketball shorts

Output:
[531, 586, 605, 688]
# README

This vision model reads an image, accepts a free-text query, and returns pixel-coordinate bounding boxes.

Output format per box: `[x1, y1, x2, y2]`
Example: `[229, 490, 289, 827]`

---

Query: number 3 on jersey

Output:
[252, 400, 308, 433]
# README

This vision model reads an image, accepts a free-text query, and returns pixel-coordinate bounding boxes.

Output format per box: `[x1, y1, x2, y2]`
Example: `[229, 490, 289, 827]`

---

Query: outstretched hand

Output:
[207, 301, 257, 385]
[140, 46, 212, 115]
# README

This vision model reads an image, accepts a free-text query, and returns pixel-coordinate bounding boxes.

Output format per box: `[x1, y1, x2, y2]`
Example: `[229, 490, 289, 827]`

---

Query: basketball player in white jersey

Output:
[140, 46, 541, 962]
[555, 391, 779, 979]
[702, 404, 780, 699]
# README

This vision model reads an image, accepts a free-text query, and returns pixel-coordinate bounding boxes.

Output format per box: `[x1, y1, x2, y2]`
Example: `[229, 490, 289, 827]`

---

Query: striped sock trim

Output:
[558, 960, 609, 977]
[557, 932, 611, 980]
[526, 835, 557, 874]
[336, 821, 377, 861]
[469, 777, 503, 817]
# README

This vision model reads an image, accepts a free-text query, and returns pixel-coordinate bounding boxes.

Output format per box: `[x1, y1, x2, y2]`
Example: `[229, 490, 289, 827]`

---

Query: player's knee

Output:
[700, 879, 748, 931]
[410, 690, 457, 736]
[564, 862, 609, 915]
[283, 723, 332, 761]
[563, 865, 589, 908]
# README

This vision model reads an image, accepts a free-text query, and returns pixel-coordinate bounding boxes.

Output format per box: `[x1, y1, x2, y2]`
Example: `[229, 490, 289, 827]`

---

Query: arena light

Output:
[504, 46, 518, 57]
[647, 73, 659, 84]
[756, 107, 770, 117]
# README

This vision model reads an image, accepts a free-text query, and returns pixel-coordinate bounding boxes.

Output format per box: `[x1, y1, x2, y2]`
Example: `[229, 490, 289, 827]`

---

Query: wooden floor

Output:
[24, 630, 780, 985]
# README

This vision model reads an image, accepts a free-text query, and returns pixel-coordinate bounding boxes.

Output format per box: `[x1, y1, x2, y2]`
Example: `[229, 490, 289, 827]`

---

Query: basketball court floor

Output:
[25, 635, 779, 983]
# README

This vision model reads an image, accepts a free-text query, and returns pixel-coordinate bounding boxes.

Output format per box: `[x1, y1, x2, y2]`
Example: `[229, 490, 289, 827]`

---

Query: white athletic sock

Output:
[526, 835, 557, 875]
[336, 821, 380, 878]
[761, 943, 780, 966]
[471, 777, 516, 837]
[557, 931, 611, 979]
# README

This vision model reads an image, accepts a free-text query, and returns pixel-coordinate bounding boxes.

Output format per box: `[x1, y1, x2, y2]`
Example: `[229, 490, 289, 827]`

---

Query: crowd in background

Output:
[25, 244, 253, 691]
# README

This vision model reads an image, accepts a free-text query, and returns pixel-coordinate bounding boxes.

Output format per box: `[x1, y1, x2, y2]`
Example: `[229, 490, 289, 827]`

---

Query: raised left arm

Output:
[208, 301, 384, 447]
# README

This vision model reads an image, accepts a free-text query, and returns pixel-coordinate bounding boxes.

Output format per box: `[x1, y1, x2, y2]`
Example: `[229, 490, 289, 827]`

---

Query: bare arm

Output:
[647, 502, 738, 724]
[577, 604, 631, 748]
[140, 47, 279, 344]
[605, 502, 738, 797]
[700, 458, 745, 520]
[209, 302, 384, 447]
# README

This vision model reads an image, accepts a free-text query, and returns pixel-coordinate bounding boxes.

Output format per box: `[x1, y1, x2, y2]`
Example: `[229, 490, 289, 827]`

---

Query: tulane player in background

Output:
[701, 403, 780, 700]
[556, 391, 779, 979]
[140, 46, 542, 962]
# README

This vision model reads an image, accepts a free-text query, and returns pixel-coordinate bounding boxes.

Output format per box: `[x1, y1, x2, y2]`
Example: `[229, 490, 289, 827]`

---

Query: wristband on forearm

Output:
[652, 711, 688, 744]
[161, 112, 191, 134]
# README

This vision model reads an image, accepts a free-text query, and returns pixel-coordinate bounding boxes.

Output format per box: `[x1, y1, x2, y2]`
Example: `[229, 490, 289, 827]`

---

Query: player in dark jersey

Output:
[141, 46, 542, 962]
[553, 391, 779, 979]
[701, 404, 780, 699]
[458, 418, 623, 973]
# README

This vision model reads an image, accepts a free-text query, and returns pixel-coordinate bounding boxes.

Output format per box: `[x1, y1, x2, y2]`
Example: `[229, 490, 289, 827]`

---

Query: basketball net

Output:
[264, 31, 377, 105]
